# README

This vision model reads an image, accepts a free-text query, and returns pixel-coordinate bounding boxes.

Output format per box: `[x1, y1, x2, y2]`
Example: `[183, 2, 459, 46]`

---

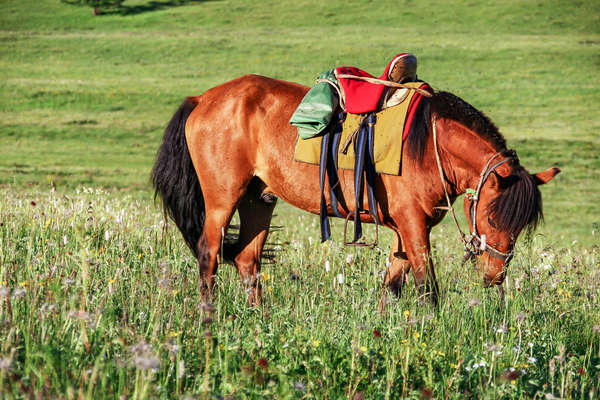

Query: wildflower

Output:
[593, 325, 600, 333]
[359, 345, 367, 353]
[157, 278, 170, 290]
[63, 235, 69, 245]
[312, 339, 320, 348]
[166, 343, 180, 355]
[403, 310, 410, 319]
[345, 254, 353, 264]
[412, 332, 420, 339]
[177, 360, 185, 379]
[493, 324, 507, 334]
[104, 230, 110, 241]
[324, 260, 331, 272]
[294, 381, 307, 392]
[337, 273, 344, 285]
[527, 356, 537, 364]
[257, 358, 268, 369]
[468, 297, 480, 307]
[373, 329, 381, 338]
[12, 288, 26, 299]
[578, 367, 584, 375]
[129, 341, 153, 355]
[133, 355, 160, 371]
[167, 331, 181, 338]
[0, 358, 11, 370]
[485, 343, 502, 353]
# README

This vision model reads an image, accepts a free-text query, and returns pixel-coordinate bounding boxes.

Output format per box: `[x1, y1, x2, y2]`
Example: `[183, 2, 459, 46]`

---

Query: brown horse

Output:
[152, 74, 560, 307]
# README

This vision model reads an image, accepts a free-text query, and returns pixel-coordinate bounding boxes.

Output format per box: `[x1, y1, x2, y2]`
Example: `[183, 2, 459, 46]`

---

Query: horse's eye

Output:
[488, 216, 497, 229]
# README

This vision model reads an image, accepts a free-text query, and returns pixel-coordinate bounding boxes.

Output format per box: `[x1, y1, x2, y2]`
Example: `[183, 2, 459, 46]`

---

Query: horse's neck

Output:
[436, 119, 498, 194]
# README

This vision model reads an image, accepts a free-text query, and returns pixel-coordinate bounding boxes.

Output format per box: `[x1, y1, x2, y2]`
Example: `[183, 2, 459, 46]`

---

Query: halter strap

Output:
[431, 116, 514, 269]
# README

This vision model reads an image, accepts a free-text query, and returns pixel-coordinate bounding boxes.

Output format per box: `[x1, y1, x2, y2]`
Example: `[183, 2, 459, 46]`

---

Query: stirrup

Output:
[343, 209, 379, 248]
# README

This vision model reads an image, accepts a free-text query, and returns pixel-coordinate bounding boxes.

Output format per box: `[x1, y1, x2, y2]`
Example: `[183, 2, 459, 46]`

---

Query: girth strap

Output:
[319, 112, 380, 244]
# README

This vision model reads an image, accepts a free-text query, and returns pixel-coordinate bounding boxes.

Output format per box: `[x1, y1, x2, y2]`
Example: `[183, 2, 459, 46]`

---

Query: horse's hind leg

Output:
[380, 232, 411, 313]
[234, 180, 277, 306]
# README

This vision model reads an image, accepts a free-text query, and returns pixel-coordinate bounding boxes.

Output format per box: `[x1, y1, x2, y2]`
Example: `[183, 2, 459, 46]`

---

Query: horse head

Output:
[463, 150, 560, 286]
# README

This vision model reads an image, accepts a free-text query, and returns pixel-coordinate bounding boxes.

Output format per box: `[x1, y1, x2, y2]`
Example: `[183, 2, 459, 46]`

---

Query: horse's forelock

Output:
[487, 166, 543, 235]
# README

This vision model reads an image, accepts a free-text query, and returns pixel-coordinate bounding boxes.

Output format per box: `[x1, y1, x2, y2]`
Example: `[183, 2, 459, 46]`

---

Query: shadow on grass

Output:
[116, 0, 219, 16]
[63, 0, 220, 16]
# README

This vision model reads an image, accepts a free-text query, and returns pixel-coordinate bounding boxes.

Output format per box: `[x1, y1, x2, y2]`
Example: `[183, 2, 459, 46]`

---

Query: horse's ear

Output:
[490, 171, 513, 190]
[532, 167, 561, 185]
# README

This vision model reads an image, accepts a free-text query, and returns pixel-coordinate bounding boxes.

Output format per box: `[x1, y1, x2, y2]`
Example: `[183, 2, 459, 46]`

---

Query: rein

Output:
[431, 116, 514, 270]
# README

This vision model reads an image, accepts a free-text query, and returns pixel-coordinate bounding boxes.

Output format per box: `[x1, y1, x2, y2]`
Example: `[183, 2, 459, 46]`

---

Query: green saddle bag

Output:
[289, 69, 339, 139]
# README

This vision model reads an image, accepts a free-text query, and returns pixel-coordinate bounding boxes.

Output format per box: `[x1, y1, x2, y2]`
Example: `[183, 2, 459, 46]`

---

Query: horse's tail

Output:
[151, 97, 204, 257]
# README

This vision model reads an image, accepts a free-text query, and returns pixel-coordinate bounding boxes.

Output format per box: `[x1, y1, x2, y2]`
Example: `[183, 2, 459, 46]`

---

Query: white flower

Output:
[528, 356, 537, 364]
[133, 355, 160, 371]
[345, 254, 353, 264]
[324, 260, 331, 272]
[63, 235, 69, 245]
[337, 273, 344, 285]
[0, 358, 11, 370]
[104, 230, 110, 241]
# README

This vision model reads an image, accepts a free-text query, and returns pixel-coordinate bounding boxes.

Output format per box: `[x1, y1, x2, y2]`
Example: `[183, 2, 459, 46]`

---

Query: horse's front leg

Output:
[379, 232, 411, 313]
[400, 222, 440, 306]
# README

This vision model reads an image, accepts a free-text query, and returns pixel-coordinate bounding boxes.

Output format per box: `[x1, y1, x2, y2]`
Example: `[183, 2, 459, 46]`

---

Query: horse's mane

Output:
[406, 91, 506, 160]
[406, 90, 542, 234]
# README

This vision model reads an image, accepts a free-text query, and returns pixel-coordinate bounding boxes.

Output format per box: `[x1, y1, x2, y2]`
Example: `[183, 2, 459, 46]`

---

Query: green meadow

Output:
[0, 0, 599, 398]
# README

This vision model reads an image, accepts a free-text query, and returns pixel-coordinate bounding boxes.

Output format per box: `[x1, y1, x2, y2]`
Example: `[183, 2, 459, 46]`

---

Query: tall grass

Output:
[1, 188, 598, 398]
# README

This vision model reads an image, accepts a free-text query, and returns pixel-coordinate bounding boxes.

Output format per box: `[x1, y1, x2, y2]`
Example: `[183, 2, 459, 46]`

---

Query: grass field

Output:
[1, 0, 599, 398]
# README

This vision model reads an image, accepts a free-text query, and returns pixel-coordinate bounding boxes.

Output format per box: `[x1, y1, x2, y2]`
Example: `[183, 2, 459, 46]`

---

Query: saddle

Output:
[335, 53, 418, 113]
[290, 53, 431, 246]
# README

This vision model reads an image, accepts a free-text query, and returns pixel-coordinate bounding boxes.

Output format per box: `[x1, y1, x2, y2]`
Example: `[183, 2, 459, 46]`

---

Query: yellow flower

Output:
[401, 339, 408, 344]
[412, 332, 420, 339]
[403, 310, 410, 319]
[267, 286, 273, 293]
[167, 331, 181, 338]
[19, 280, 29, 287]
[171, 290, 178, 295]
[511, 380, 516, 385]
[450, 363, 458, 369]
[312, 339, 321, 348]
[261, 272, 270, 282]
[360, 346, 367, 353]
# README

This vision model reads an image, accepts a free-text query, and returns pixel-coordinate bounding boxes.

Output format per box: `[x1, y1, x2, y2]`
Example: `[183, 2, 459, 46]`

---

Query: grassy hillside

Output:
[0, 0, 599, 398]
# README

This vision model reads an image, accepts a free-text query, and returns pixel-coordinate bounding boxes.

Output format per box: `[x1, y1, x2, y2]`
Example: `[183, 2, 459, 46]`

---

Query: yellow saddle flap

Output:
[294, 84, 421, 175]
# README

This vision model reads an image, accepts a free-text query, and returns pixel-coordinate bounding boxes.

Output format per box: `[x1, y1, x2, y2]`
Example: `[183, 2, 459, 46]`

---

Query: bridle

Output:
[431, 116, 515, 272]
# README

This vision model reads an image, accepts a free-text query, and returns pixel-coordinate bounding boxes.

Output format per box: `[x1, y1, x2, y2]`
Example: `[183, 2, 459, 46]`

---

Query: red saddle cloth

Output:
[336, 53, 410, 114]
